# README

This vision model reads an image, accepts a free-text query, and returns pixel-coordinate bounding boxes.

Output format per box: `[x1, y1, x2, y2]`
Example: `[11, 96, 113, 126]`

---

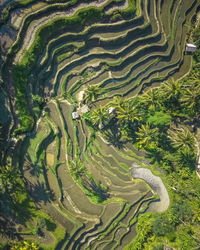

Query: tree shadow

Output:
[82, 175, 110, 202]
[104, 121, 125, 149]
[146, 148, 164, 164]
[0, 216, 22, 241]
[30, 163, 43, 176]
[31, 181, 54, 204]
[104, 130, 125, 149]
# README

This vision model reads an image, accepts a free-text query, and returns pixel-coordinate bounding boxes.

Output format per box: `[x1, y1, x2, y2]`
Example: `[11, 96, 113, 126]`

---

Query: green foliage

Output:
[83, 176, 109, 203]
[0, 162, 37, 235]
[69, 158, 86, 180]
[120, 0, 136, 19]
[82, 110, 92, 121]
[78, 8, 104, 25]
[91, 106, 109, 129]
[106, 67, 200, 249]
[67, 137, 73, 156]
[152, 244, 164, 250]
[83, 85, 101, 104]
[116, 101, 139, 124]
[147, 111, 171, 127]
[175, 224, 197, 249]
[37, 216, 47, 230]
[9, 0, 137, 136]
[168, 127, 195, 151]
[124, 213, 154, 250]
[152, 214, 174, 236]
[136, 124, 159, 148]
[32, 95, 44, 106]
[11, 240, 39, 250]
[180, 80, 200, 119]
[81, 70, 89, 79]
[169, 200, 192, 225]
[13, 65, 34, 135]
[2, 1, 199, 249]
[139, 88, 161, 111]
[68, 157, 109, 203]
[111, 11, 122, 21]
[175, 147, 196, 170]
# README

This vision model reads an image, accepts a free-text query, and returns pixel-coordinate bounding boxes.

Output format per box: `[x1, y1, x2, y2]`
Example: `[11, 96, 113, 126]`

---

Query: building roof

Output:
[186, 43, 196, 48]
[80, 105, 89, 114]
[72, 111, 79, 119]
[186, 43, 197, 52]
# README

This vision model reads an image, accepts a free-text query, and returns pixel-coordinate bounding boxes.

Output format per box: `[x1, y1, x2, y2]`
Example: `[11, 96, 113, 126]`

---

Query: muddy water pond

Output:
[131, 168, 170, 212]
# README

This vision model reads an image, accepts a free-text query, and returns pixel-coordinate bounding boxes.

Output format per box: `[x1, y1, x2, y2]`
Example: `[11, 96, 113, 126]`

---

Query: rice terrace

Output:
[0, 0, 200, 249]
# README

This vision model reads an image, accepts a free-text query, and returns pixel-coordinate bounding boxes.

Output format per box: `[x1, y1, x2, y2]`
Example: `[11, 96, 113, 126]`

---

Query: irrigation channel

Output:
[1, 0, 199, 248]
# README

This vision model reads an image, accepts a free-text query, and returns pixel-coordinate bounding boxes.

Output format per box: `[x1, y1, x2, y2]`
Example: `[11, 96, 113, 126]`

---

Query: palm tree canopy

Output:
[140, 88, 160, 109]
[109, 96, 125, 109]
[83, 85, 100, 104]
[168, 127, 195, 150]
[116, 102, 139, 124]
[91, 106, 109, 129]
[180, 84, 200, 110]
[160, 78, 182, 101]
[136, 124, 159, 147]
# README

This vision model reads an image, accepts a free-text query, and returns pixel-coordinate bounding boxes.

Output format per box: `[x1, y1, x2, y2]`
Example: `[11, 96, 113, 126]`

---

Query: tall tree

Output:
[91, 106, 109, 129]
[83, 85, 100, 104]
[109, 96, 125, 109]
[136, 123, 159, 148]
[168, 127, 195, 151]
[140, 88, 161, 110]
[116, 101, 139, 125]
[160, 78, 182, 104]
[180, 83, 200, 119]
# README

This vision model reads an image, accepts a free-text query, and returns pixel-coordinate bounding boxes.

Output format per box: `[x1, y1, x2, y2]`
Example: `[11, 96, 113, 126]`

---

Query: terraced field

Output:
[1, 0, 199, 248]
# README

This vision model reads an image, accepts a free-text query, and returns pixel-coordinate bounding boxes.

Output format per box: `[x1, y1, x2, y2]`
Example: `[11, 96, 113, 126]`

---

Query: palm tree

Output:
[136, 124, 159, 148]
[180, 84, 200, 112]
[1, 164, 24, 197]
[140, 88, 161, 110]
[109, 96, 125, 109]
[91, 106, 109, 129]
[160, 78, 182, 102]
[187, 73, 200, 84]
[116, 101, 139, 125]
[168, 127, 195, 150]
[83, 85, 100, 104]
[69, 159, 86, 179]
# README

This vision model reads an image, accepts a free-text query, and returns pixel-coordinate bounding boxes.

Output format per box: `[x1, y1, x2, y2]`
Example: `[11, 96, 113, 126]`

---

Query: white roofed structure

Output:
[80, 105, 89, 114]
[186, 43, 197, 52]
[108, 107, 115, 114]
[72, 111, 79, 119]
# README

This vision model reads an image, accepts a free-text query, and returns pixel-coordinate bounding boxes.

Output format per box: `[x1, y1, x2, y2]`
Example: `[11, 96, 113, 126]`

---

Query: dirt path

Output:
[131, 168, 170, 212]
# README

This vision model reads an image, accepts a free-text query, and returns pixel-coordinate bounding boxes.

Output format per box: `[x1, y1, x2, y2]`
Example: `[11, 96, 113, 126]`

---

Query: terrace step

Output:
[7, 0, 199, 248]
[13, 0, 112, 64]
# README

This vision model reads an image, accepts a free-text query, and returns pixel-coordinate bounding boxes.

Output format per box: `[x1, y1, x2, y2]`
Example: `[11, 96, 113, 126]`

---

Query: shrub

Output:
[147, 111, 171, 127]
[152, 215, 174, 236]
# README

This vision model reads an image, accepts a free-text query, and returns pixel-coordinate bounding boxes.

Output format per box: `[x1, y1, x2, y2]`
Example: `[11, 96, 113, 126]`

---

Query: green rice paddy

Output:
[1, 0, 199, 248]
